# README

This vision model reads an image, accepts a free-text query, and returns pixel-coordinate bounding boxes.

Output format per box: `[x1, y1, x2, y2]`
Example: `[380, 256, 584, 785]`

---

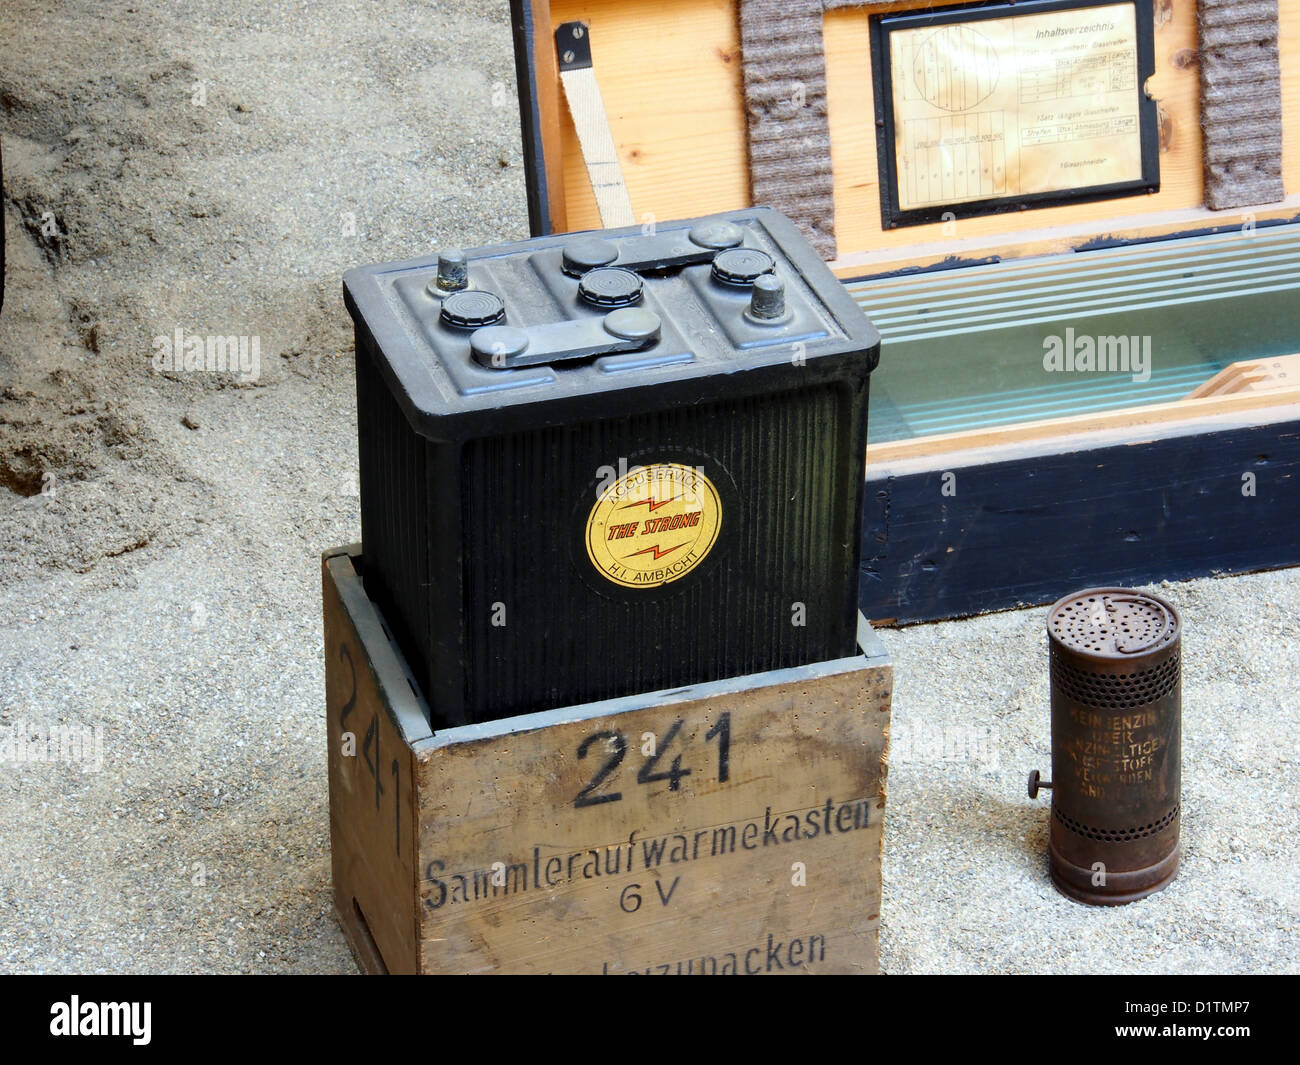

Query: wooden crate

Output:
[324, 545, 893, 974]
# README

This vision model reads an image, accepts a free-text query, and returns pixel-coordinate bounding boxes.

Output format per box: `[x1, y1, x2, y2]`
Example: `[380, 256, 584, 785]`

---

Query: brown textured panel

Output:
[740, 0, 1001, 258]
[1198, 0, 1284, 208]
[739, 0, 838, 258]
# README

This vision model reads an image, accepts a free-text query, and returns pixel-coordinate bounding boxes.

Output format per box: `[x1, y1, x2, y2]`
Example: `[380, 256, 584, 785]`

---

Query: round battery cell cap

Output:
[578, 267, 644, 308]
[470, 325, 529, 368]
[603, 307, 661, 343]
[440, 289, 506, 329]
[688, 220, 745, 250]
[711, 247, 775, 286]
[562, 238, 619, 277]
[435, 250, 469, 292]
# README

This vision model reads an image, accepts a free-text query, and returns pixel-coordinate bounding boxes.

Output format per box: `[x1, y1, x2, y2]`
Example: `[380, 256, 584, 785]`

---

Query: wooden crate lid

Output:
[511, 0, 1300, 278]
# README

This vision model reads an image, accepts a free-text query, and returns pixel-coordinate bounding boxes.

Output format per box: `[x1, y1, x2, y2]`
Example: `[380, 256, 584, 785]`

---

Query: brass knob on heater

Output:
[1027, 769, 1053, 800]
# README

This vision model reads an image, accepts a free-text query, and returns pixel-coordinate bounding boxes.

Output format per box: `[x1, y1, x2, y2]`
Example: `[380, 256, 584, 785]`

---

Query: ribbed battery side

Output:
[459, 384, 860, 720]
[355, 336, 431, 682]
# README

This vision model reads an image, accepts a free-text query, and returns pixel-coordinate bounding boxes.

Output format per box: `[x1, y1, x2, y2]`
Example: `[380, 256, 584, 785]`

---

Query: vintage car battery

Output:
[343, 208, 880, 726]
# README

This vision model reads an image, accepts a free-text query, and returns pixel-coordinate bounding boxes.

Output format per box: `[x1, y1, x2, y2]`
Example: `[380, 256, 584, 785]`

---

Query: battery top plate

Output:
[344, 208, 880, 440]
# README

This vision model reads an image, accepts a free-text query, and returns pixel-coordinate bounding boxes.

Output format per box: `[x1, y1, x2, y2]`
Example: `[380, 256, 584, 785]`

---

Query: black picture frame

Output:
[869, 0, 1160, 229]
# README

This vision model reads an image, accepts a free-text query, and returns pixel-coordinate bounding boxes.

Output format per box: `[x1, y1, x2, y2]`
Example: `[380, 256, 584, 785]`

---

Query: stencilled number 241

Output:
[572, 713, 731, 808]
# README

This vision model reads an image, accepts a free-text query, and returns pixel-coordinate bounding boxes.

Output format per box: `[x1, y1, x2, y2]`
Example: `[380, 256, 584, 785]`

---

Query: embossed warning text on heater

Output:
[888, 3, 1144, 211]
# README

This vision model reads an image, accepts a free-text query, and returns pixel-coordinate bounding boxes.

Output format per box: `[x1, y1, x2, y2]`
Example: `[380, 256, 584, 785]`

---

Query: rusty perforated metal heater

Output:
[1029, 588, 1182, 905]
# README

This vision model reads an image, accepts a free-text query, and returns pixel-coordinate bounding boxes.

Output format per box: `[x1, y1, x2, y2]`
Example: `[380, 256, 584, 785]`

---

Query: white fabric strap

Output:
[557, 24, 636, 228]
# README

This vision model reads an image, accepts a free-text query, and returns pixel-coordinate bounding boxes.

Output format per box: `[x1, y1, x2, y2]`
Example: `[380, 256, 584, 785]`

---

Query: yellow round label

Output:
[585, 463, 722, 589]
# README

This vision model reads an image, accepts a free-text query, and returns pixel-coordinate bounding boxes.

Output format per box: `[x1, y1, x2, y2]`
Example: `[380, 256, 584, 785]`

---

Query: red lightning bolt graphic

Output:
[624, 542, 686, 562]
[619, 494, 678, 513]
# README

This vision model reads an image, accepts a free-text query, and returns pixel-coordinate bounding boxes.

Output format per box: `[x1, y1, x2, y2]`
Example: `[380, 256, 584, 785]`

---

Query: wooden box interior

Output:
[511, 0, 1300, 625]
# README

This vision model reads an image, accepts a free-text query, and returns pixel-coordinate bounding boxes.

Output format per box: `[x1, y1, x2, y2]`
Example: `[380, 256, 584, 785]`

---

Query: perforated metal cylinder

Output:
[1046, 587, 1181, 905]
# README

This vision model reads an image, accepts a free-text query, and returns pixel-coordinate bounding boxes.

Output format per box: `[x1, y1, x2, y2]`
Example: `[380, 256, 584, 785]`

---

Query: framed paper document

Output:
[870, 0, 1159, 227]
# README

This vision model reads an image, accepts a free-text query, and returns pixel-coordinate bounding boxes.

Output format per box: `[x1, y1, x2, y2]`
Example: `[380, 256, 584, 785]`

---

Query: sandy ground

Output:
[0, 1, 1295, 974]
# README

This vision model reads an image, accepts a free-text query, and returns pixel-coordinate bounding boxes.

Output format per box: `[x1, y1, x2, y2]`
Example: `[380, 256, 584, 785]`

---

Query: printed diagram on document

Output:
[881, 2, 1152, 217]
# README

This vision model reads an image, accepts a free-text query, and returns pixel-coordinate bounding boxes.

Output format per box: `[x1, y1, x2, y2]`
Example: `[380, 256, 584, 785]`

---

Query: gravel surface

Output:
[1, 0, 1295, 974]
